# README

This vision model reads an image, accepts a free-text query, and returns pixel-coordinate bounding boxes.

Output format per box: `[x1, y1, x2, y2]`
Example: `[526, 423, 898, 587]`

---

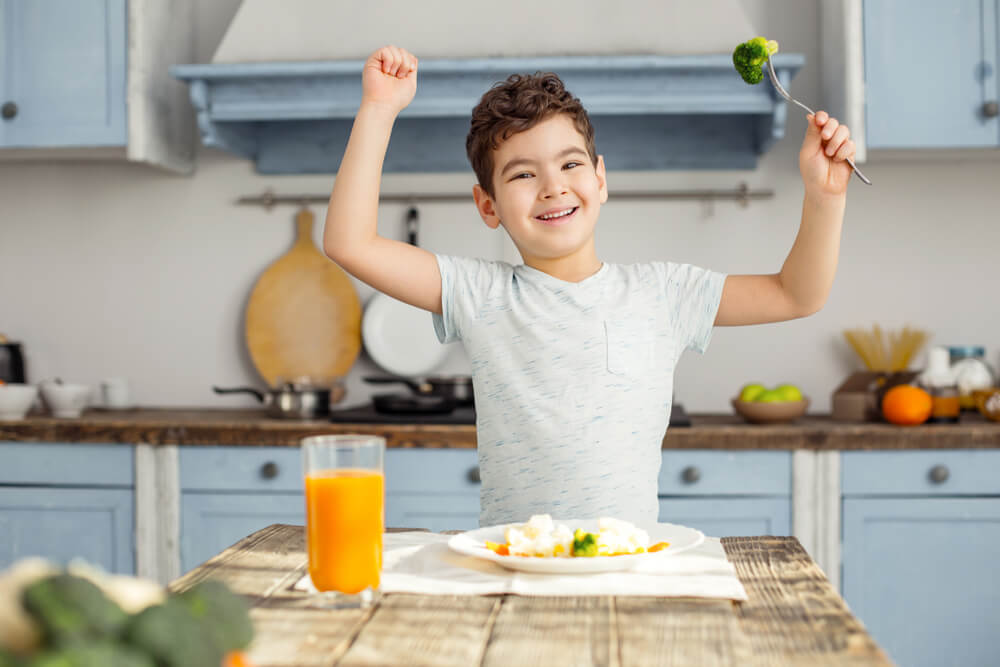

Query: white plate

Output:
[447, 520, 705, 574]
[362, 292, 449, 376]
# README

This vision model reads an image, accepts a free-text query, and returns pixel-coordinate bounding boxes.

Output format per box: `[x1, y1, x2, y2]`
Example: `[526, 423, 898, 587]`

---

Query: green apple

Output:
[756, 389, 785, 403]
[738, 383, 767, 402]
[774, 384, 804, 402]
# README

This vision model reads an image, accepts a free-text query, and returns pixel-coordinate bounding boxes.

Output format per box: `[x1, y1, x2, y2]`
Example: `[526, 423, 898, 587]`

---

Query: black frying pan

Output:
[372, 392, 457, 415]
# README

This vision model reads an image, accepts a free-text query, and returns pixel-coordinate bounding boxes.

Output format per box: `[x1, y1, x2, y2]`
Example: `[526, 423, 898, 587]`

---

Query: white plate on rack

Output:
[447, 520, 705, 574]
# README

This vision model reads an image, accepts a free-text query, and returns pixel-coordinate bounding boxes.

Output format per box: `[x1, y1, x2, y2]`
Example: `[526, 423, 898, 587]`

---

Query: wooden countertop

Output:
[1, 407, 998, 449]
[169, 524, 891, 666]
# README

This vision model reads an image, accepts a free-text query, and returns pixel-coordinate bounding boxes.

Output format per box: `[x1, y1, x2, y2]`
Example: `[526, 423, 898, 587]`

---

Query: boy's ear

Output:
[472, 183, 503, 230]
[596, 154, 609, 204]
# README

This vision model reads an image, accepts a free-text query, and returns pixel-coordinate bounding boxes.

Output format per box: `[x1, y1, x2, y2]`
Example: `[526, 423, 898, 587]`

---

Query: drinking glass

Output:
[301, 434, 385, 608]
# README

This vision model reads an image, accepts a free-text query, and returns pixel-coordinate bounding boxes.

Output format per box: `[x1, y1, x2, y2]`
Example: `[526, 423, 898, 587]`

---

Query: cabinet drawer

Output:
[180, 446, 303, 492]
[842, 450, 1000, 495]
[658, 451, 791, 496]
[0, 442, 133, 486]
[385, 449, 480, 495]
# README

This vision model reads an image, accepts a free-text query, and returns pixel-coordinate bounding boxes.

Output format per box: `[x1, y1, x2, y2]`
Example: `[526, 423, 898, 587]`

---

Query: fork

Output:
[766, 58, 872, 185]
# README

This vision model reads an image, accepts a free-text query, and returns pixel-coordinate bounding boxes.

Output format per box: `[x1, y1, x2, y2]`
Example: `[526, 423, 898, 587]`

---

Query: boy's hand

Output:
[361, 45, 418, 115]
[799, 111, 855, 197]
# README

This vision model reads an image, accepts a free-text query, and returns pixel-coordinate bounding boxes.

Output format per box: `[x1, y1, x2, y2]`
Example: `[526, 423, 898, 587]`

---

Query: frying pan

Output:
[364, 375, 474, 407]
[361, 206, 449, 377]
[372, 392, 457, 415]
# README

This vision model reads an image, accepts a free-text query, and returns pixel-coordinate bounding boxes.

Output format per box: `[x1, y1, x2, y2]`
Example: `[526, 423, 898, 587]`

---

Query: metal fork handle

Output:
[766, 59, 872, 186]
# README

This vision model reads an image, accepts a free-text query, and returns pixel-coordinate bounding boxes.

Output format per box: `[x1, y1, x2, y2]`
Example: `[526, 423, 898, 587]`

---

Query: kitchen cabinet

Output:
[658, 450, 792, 536]
[841, 450, 1000, 667]
[0, 442, 135, 574]
[385, 449, 481, 532]
[178, 446, 305, 573]
[821, 0, 999, 156]
[863, 0, 999, 149]
[0, 0, 195, 172]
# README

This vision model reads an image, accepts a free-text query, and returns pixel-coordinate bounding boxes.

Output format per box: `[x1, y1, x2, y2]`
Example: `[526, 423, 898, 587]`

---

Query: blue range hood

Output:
[172, 53, 803, 174]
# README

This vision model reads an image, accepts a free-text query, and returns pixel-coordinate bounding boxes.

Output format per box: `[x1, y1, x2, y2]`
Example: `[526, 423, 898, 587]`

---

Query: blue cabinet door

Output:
[842, 497, 1000, 667]
[863, 0, 999, 148]
[386, 492, 481, 532]
[0, 0, 126, 148]
[0, 487, 134, 574]
[180, 492, 304, 574]
[657, 497, 791, 537]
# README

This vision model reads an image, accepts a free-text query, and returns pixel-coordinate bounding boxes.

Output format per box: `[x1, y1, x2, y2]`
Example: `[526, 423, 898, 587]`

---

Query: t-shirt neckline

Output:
[515, 261, 609, 290]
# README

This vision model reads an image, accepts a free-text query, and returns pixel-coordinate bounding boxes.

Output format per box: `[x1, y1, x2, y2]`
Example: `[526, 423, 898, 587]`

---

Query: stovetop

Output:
[329, 403, 691, 427]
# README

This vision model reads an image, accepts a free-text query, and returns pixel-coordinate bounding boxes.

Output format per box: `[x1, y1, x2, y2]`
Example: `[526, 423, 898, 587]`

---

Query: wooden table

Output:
[170, 524, 893, 666]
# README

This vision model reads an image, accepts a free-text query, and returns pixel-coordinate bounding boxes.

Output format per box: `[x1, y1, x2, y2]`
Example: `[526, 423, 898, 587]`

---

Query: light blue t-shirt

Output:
[432, 255, 726, 527]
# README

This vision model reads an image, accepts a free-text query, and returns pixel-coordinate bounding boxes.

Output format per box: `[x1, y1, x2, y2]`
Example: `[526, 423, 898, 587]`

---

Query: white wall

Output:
[1, 0, 998, 412]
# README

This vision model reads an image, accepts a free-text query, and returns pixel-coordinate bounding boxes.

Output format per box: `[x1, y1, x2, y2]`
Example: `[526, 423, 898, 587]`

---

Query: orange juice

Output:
[304, 469, 384, 593]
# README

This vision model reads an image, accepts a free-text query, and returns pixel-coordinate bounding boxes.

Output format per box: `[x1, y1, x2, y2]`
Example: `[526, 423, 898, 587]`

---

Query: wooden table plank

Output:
[722, 537, 892, 666]
[171, 525, 894, 667]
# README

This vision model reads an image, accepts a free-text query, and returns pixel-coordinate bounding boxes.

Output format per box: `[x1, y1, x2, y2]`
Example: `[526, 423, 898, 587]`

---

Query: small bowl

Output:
[974, 388, 1000, 422]
[731, 397, 810, 424]
[40, 382, 92, 418]
[0, 383, 39, 421]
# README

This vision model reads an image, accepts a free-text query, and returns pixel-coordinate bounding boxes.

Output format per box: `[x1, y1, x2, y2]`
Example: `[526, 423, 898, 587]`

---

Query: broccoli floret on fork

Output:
[732, 36, 779, 84]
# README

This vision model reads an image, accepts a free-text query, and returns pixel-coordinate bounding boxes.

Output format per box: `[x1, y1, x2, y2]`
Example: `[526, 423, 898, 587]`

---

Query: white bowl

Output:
[0, 383, 39, 420]
[40, 382, 91, 418]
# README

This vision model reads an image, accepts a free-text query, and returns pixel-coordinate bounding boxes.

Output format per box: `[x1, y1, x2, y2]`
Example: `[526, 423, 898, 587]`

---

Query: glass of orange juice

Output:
[301, 434, 385, 608]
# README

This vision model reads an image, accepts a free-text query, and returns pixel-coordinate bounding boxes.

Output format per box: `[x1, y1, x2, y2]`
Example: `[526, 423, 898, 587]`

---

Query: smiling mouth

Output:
[535, 207, 579, 226]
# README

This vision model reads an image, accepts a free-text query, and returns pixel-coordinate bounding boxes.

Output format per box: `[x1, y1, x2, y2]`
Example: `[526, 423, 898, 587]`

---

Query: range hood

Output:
[171, 1, 803, 174]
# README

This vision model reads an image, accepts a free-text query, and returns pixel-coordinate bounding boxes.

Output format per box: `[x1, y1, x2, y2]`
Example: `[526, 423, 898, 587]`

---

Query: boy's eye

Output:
[512, 162, 582, 180]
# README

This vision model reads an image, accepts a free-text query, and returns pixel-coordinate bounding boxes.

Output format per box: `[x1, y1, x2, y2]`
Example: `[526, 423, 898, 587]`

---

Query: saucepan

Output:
[364, 375, 474, 407]
[213, 380, 347, 419]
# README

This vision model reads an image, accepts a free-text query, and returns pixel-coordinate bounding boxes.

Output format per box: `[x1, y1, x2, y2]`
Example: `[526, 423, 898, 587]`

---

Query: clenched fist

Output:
[361, 45, 418, 115]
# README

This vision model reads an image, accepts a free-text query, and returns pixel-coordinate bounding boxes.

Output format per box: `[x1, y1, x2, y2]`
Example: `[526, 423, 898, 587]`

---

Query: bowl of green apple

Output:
[731, 383, 810, 424]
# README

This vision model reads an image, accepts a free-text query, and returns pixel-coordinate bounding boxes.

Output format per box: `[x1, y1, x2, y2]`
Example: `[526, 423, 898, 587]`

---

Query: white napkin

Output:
[294, 532, 747, 600]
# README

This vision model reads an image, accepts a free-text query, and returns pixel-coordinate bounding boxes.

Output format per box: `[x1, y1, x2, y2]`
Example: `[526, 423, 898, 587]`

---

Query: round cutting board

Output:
[245, 209, 361, 386]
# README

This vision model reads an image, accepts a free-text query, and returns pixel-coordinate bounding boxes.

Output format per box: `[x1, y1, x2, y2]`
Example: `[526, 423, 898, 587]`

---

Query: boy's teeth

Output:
[539, 207, 575, 220]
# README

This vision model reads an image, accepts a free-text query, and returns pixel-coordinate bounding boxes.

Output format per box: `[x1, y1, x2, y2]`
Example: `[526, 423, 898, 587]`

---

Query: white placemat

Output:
[294, 531, 747, 600]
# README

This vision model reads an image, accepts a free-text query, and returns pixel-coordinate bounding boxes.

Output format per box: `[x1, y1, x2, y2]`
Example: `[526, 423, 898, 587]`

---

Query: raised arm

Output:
[323, 45, 443, 314]
[714, 111, 853, 326]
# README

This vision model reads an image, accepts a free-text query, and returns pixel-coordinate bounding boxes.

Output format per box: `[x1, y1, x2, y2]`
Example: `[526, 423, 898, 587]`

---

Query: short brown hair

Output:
[466, 72, 597, 200]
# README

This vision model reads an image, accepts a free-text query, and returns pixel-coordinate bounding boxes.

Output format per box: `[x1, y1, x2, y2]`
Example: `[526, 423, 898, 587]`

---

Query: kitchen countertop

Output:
[170, 524, 891, 666]
[2, 407, 999, 449]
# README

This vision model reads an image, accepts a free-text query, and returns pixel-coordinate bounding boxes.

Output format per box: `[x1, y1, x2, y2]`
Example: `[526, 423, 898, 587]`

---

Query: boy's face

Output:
[473, 114, 608, 265]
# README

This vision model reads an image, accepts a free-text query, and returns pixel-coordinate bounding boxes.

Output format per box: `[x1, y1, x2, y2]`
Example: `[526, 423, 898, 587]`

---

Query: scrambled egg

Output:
[501, 514, 651, 558]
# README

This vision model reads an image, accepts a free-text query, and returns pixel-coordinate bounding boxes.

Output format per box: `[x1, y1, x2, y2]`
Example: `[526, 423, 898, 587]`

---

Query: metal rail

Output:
[236, 183, 774, 211]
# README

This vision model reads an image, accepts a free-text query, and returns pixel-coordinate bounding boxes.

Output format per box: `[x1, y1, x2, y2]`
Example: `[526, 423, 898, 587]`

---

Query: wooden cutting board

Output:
[245, 209, 361, 386]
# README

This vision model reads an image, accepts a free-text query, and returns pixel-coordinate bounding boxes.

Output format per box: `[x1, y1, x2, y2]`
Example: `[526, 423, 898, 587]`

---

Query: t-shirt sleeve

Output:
[431, 253, 500, 344]
[662, 262, 728, 354]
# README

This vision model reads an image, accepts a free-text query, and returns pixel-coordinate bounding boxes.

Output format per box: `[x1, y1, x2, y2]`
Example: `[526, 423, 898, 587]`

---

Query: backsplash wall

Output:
[1, 0, 997, 411]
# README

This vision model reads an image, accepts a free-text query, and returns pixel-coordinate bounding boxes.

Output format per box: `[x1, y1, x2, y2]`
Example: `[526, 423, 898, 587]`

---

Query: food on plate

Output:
[483, 514, 670, 558]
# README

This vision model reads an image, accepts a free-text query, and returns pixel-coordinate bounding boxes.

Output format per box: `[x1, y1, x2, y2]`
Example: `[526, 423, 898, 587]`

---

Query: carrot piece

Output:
[485, 541, 509, 555]
[648, 541, 671, 552]
[223, 651, 255, 667]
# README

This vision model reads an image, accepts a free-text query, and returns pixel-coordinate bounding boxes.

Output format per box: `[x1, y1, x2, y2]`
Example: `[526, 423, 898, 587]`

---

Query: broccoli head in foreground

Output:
[732, 37, 779, 84]
[571, 529, 599, 557]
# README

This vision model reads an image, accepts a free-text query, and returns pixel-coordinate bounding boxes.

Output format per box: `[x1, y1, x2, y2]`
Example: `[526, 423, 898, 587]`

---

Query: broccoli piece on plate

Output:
[572, 529, 599, 557]
[732, 37, 779, 84]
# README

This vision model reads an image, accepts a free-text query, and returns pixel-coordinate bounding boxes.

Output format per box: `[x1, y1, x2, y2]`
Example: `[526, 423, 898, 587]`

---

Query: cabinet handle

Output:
[260, 461, 279, 480]
[681, 466, 701, 484]
[1, 102, 16, 120]
[467, 466, 481, 483]
[928, 465, 950, 484]
[984, 101, 999, 119]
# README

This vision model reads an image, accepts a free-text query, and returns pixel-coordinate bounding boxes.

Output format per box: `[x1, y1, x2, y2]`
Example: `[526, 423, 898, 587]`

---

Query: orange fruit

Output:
[881, 384, 933, 426]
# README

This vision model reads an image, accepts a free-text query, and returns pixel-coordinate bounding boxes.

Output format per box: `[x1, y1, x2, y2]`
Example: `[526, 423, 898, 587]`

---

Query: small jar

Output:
[927, 384, 961, 423]
[948, 346, 997, 410]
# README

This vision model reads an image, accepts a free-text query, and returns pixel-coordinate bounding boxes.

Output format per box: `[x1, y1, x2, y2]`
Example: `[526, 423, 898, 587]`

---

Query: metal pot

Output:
[213, 381, 346, 419]
[364, 375, 474, 407]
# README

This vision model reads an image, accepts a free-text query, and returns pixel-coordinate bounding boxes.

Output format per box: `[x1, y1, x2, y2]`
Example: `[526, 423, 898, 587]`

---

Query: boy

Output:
[324, 45, 856, 527]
